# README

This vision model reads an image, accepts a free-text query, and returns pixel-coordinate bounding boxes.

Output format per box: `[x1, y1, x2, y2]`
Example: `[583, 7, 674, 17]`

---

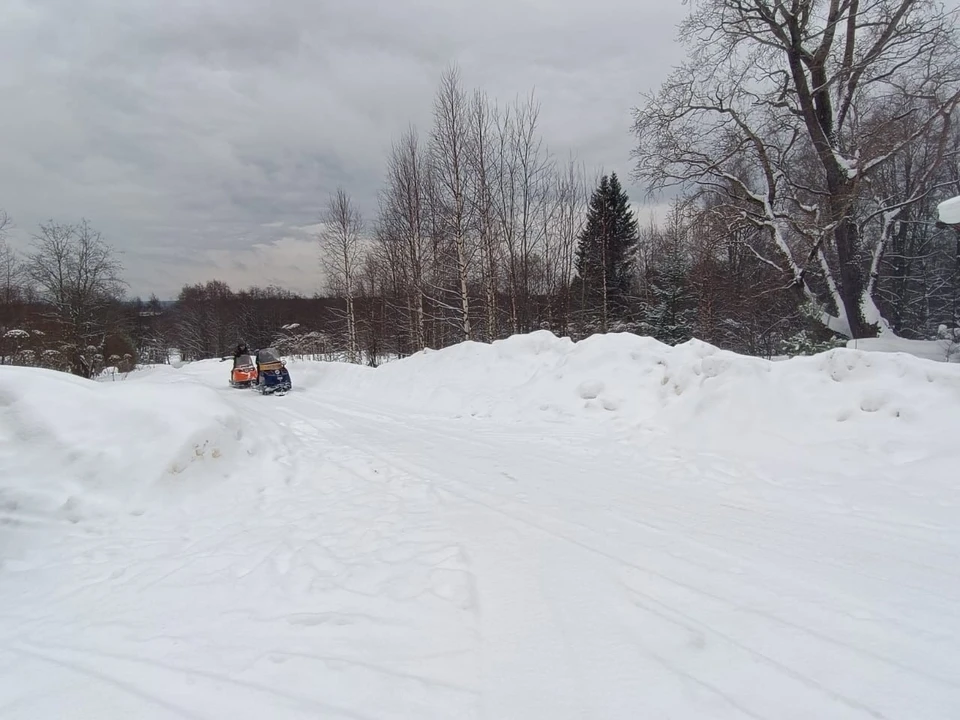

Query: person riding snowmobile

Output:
[233, 341, 249, 359]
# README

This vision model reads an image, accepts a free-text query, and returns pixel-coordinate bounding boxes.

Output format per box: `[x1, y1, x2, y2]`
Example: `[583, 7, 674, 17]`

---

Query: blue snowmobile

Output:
[253, 347, 292, 395]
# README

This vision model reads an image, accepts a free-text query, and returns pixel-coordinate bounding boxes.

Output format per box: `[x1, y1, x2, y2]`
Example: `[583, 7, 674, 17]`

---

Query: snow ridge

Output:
[0, 365, 248, 530]
[295, 330, 960, 450]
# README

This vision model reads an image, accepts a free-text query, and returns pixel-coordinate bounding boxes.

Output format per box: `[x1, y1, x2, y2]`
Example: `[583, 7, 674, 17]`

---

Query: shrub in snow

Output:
[779, 329, 845, 356]
[778, 302, 845, 356]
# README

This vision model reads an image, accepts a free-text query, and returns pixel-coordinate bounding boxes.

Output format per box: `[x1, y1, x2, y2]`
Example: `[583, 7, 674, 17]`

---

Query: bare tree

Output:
[378, 125, 429, 350]
[319, 187, 365, 362]
[0, 211, 27, 365]
[547, 158, 588, 334]
[430, 65, 475, 341]
[0, 210, 23, 307]
[490, 92, 554, 333]
[24, 219, 126, 376]
[492, 103, 520, 332]
[356, 252, 389, 365]
[511, 92, 553, 332]
[466, 89, 501, 340]
[632, 0, 960, 339]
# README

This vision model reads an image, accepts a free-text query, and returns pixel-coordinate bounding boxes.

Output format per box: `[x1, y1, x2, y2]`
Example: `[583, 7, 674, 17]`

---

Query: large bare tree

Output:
[466, 89, 501, 340]
[544, 157, 588, 334]
[632, 0, 960, 338]
[319, 187, 365, 362]
[378, 125, 429, 351]
[430, 65, 475, 341]
[491, 92, 554, 334]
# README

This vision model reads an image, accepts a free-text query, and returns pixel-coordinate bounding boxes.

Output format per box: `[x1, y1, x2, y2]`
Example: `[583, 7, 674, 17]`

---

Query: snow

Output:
[0, 365, 246, 533]
[2, 331, 960, 719]
[937, 194, 960, 225]
[832, 149, 858, 179]
[846, 333, 959, 363]
[859, 292, 892, 336]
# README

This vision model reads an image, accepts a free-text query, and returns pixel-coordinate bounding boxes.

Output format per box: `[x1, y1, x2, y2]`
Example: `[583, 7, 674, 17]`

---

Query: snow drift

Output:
[294, 330, 960, 453]
[0, 365, 247, 529]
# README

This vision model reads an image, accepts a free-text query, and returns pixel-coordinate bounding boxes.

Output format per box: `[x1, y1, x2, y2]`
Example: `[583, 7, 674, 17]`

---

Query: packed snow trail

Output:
[280, 397, 960, 720]
[2, 339, 960, 718]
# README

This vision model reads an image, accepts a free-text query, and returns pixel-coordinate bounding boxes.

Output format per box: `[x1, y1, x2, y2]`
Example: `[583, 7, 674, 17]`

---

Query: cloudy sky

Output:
[0, 0, 689, 299]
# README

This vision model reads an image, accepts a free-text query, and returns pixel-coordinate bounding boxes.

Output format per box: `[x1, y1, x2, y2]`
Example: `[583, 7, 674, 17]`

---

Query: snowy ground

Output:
[2, 331, 960, 719]
[845, 333, 959, 363]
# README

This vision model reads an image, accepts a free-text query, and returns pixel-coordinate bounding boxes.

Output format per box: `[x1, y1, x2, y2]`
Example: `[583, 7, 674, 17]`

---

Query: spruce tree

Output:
[573, 172, 638, 331]
[643, 244, 696, 344]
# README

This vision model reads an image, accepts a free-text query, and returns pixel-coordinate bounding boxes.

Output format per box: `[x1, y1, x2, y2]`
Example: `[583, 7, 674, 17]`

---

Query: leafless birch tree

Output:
[466, 88, 501, 340]
[547, 157, 588, 333]
[319, 187, 364, 362]
[430, 65, 475, 341]
[379, 126, 429, 350]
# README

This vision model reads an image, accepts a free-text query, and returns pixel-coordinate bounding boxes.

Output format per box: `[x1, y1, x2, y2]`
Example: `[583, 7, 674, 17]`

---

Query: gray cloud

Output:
[0, 0, 688, 298]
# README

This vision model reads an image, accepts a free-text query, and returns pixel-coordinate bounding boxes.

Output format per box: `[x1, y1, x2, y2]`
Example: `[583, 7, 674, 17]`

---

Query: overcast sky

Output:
[0, 0, 689, 299]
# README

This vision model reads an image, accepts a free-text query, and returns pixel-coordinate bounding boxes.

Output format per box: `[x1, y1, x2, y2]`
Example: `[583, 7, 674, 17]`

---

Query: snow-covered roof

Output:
[937, 195, 960, 227]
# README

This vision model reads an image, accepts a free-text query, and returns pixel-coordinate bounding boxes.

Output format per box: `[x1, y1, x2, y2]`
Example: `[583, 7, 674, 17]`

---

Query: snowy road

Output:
[2, 351, 960, 719]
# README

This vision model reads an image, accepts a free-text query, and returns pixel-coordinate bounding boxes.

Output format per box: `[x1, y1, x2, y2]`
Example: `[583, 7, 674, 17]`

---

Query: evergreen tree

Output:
[573, 172, 638, 331]
[641, 198, 697, 345]
[642, 243, 696, 345]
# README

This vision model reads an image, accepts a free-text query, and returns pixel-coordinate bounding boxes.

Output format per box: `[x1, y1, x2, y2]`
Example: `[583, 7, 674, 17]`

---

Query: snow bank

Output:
[937, 194, 960, 225]
[297, 330, 960, 454]
[0, 365, 247, 529]
[846, 334, 959, 363]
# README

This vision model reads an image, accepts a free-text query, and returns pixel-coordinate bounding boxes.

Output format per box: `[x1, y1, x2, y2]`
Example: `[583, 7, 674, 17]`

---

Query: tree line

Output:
[314, 0, 960, 360]
[311, 68, 826, 362]
[3, 0, 959, 377]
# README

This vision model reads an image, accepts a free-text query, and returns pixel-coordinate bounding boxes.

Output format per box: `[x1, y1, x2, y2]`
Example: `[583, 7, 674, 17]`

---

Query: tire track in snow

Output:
[315, 397, 960, 646]
[285, 401, 787, 718]
[303, 397, 960, 719]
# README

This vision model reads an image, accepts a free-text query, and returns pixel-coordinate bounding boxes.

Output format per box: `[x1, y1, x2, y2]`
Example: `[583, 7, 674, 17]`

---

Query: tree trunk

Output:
[833, 213, 868, 338]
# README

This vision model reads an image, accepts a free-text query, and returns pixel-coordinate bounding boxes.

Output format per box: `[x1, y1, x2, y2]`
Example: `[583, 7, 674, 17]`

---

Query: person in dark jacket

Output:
[233, 341, 249, 358]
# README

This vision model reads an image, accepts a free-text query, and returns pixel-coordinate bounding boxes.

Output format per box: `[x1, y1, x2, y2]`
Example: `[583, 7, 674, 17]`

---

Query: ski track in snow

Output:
[2, 365, 959, 719]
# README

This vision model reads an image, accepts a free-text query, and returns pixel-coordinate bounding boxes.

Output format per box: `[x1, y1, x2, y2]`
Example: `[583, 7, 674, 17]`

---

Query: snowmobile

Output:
[228, 353, 258, 388]
[253, 347, 292, 395]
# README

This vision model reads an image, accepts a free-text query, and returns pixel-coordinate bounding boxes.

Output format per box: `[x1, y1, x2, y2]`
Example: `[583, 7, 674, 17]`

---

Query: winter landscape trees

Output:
[2, 0, 958, 373]
[631, 0, 960, 340]
[25, 219, 127, 376]
[1, 215, 133, 376]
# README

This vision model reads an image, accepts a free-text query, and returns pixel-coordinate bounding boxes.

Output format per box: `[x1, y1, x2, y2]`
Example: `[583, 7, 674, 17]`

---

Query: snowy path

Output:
[2, 373, 959, 718]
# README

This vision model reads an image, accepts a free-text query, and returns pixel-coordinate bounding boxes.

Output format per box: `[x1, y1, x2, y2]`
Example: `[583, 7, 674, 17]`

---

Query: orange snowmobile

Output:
[229, 353, 258, 388]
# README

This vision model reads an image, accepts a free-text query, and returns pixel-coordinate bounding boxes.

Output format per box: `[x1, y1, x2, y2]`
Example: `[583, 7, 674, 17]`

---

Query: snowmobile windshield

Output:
[257, 348, 281, 363]
[234, 354, 254, 366]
